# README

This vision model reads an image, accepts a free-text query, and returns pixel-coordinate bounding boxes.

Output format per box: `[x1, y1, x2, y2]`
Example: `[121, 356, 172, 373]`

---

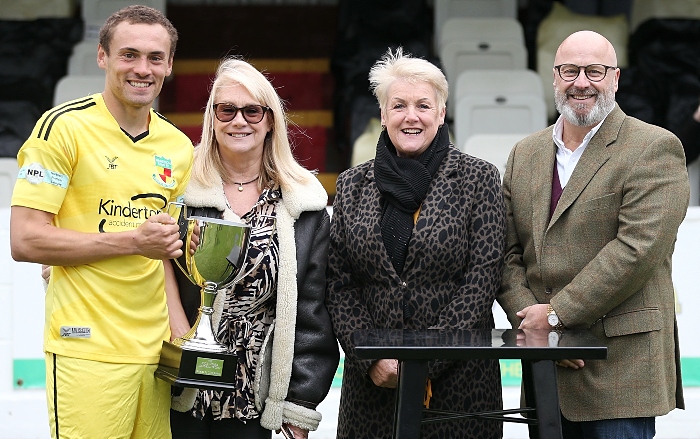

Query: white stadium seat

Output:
[461, 133, 528, 180]
[439, 17, 526, 117]
[67, 41, 103, 76]
[452, 69, 547, 148]
[439, 16, 523, 54]
[53, 75, 105, 106]
[434, 0, 517, 53]
[0, 158, 18, 208]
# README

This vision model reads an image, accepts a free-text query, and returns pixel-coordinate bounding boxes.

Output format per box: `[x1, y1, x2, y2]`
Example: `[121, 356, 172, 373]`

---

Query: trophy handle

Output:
[166, 201, 201, 286]
[173, 220, 203, 287]
[166, 201, 189, 241]
[224, 215, 277, 288]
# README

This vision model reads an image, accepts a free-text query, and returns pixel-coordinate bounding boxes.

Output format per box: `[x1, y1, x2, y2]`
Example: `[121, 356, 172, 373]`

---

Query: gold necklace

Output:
[233, 175, 259, 192]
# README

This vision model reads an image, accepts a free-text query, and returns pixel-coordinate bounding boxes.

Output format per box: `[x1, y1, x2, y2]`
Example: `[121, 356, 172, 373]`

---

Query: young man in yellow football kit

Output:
[9, 6, 193, 438]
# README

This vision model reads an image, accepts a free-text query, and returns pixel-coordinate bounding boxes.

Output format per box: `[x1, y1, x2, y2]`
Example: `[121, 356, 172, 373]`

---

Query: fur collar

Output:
[182, 170, 327, 218]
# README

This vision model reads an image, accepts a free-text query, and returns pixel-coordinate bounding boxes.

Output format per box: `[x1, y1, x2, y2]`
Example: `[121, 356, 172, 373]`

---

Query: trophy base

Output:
[156, 340, 238, 391]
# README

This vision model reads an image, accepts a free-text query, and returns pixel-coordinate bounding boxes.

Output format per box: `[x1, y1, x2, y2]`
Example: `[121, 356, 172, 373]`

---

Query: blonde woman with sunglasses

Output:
[166, 57, 338, 439]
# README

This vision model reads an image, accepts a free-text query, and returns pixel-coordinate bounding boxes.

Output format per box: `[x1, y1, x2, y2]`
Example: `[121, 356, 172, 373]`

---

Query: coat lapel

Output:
[548, 105, 624, 227]
[403, 148, 459, 272]
[530, 131, 556, 263]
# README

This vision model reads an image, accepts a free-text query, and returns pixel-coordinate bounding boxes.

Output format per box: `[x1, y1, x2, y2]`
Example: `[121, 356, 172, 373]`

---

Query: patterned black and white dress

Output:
[190, 188, 280, 421]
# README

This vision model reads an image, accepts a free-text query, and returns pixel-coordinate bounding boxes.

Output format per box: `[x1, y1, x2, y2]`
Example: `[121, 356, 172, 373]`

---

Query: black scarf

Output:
[374, 123, 450, 275]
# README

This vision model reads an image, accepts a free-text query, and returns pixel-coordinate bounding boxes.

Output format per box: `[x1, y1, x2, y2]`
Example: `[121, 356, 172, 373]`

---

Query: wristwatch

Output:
[547, 304, 565, 330]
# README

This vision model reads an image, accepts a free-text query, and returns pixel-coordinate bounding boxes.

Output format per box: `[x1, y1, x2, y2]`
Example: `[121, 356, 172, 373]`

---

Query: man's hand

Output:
[133, 213, 183, 259]
[517, 308, 585, 369]
[516, 304, 550, 329]
[41, 264, 51, 283]
[556, 358, 585, 369]
[189, 221, 200, 255]
[169, 320, 191, 341]
[515, 328, 548, 347]
[368, 359, 398, 388]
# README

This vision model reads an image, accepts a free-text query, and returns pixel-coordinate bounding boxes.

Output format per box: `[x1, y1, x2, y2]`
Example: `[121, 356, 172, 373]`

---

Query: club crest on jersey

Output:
[152, 155, 176, 188]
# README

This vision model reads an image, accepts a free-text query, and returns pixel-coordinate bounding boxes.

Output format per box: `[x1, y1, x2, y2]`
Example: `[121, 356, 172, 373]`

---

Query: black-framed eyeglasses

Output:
[554, 64, 617, 82]
[213, 103, 271, 124]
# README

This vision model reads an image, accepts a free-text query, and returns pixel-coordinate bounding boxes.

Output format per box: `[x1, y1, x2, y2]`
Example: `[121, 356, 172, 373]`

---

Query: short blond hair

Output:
[369, 47, 448, 114]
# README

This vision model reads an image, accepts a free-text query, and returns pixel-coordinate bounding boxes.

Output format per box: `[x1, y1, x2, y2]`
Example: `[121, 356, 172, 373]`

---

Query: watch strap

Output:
[547, 304, 565, 330]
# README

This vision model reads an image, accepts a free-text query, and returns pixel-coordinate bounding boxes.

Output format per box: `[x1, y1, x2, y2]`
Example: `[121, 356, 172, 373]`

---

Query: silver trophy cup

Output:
[156, 203, 253, 390]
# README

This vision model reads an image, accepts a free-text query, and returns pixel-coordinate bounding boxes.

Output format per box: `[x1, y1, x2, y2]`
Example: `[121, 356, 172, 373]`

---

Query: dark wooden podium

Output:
[353, 328, 607, 439]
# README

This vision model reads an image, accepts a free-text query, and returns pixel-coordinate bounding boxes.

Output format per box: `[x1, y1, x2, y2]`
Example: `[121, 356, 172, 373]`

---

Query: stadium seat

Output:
[461, 133, 528, 180]
[434, 0, 517, 53]
[439, 15, 523, 53]
[0, 158, 18, 208]
[53, 75, 105, 106]
[631, 0, 700, 33]
[439, 17, 526, 118]
[67, 41, 103, 76]
[0, 0, 73, 20]
[453, 69, 547, 148]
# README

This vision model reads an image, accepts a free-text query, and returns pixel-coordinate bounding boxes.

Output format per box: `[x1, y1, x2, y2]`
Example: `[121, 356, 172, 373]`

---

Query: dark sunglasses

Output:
[213, 103, 271, 124]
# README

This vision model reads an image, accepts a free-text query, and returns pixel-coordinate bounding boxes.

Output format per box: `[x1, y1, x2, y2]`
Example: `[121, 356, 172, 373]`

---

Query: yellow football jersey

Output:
[12, 93, 194, 364]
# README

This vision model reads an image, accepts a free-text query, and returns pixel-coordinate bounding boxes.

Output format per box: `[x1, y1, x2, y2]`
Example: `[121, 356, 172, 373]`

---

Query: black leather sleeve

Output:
[286, 209, 340, 408]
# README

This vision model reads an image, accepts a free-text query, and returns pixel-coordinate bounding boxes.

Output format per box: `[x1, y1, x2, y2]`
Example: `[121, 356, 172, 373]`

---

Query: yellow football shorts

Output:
[45, 353, 171, 439]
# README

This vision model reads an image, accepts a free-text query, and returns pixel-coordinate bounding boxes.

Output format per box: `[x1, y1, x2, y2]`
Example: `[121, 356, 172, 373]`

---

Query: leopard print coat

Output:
[327, 145, 506, 439]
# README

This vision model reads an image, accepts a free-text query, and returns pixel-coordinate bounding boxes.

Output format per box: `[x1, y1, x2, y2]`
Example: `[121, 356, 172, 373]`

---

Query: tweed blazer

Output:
[498, 105, 689, 421]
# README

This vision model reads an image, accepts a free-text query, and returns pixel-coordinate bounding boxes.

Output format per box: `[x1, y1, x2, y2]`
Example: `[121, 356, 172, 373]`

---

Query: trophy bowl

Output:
[156, 206, 252, 390]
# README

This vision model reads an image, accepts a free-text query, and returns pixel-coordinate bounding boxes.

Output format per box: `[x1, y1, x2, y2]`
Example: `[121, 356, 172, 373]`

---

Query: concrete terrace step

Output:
[164, 110, 333, 128]
[161, 58, 334, 114]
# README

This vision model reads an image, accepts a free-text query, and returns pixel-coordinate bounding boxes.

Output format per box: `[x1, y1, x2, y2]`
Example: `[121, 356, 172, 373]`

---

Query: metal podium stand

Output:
[353, 329, 607, 439]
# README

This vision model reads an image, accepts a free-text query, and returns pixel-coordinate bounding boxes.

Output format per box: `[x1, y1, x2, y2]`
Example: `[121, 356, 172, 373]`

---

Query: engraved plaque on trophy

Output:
[156, 203, 253, 390]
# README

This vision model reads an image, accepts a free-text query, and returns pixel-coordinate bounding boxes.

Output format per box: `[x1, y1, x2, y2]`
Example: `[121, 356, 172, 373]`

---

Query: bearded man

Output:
[497, 30, 688, 438]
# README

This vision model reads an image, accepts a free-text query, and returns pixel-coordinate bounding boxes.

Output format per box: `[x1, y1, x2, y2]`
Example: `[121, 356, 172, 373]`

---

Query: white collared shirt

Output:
[552, 114, 608, 188]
